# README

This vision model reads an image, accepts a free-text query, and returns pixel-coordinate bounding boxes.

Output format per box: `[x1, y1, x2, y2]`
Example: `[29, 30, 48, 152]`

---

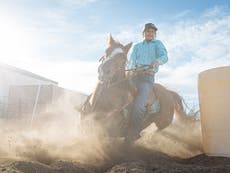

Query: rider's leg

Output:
[126, 74, 155, 143]
[147, 88, 160, 114]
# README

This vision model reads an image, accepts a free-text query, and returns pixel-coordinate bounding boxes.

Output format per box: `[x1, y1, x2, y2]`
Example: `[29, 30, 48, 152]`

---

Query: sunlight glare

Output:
[0, 15, 34, 64]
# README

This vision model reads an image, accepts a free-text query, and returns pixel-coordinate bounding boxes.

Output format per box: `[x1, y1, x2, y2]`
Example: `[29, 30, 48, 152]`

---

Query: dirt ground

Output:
[1, 147, 230, 173]
[0, 114, 230, 173]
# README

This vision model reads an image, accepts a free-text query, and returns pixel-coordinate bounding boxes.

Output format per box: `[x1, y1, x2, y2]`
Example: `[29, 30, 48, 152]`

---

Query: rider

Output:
[126, 22, 168, 143]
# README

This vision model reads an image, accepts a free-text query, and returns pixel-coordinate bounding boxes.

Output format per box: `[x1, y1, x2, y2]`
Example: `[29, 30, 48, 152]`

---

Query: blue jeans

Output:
[126, 73, 155, 142]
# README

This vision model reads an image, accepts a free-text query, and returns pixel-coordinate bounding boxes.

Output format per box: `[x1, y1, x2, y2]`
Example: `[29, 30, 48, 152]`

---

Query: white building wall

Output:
[0, 68, 57, 97]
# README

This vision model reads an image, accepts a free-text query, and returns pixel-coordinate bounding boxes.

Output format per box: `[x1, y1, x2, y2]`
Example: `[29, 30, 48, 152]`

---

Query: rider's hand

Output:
[149, 61, 159, 68]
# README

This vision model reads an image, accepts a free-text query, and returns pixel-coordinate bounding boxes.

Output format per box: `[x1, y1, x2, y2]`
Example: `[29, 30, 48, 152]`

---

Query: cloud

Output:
[156, 6, 230, 107]
[51, 0, 100, 10]
[172, 10, 191, 20]
[203, 5, 228, 18]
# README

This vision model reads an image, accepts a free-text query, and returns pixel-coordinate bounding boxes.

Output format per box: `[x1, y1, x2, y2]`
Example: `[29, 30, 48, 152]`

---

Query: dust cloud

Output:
[0, 95, 203, 167]
[138, 118, 203, 158]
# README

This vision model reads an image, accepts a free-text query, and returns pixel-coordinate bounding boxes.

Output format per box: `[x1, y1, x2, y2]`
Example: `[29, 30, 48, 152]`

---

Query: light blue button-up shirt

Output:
[127, 39, 168, 73]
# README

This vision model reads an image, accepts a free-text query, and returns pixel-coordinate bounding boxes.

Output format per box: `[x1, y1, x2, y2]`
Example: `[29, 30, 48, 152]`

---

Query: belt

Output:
[135, 66, 155, 76]
[127, 70, 155, 76]
[143, 70, 155, 76]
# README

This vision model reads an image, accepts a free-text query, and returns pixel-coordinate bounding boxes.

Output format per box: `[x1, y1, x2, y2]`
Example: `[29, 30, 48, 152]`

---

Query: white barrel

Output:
[198, 66, 230, 157]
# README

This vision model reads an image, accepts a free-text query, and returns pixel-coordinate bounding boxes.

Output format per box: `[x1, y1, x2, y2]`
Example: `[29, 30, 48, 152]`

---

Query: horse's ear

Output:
[123, 42, 133, 53]
[108, 33, 115, 45]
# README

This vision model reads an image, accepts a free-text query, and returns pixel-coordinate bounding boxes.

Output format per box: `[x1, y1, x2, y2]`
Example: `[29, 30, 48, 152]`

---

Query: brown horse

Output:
[80, 34, 187, 137]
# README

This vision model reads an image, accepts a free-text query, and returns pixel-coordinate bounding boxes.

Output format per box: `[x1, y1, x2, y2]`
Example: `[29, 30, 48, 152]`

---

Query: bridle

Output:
[98, 47, 128, 87]
[99, 47, 124, 63]
[98, 48, 153, 89]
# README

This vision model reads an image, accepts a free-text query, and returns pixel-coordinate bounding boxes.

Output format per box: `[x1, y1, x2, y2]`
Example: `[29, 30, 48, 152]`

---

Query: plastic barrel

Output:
[198, 66, 230, 157]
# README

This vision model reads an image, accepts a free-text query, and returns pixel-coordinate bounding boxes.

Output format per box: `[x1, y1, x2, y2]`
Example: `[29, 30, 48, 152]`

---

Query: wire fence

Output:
[0, 96, 47, 119]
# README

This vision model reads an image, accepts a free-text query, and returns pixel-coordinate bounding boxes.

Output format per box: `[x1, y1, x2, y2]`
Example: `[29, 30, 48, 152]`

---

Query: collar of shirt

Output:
[142, 39, 156, 44]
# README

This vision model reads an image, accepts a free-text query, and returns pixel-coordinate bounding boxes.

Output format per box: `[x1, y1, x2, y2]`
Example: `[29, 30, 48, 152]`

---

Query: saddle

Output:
[81, 70, 161, 118]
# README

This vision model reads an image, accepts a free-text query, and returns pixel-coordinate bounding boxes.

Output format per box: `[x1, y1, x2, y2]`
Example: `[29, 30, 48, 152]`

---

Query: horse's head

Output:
[98, 34, 132, 82]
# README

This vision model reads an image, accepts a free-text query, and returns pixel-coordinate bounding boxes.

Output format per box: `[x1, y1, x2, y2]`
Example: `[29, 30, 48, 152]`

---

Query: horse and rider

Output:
[80, 23, 187, 144]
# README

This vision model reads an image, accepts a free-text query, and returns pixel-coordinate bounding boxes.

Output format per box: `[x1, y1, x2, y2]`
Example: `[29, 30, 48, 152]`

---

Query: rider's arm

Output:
[149, 60, 159, 68]
[155, 40, 168, 65]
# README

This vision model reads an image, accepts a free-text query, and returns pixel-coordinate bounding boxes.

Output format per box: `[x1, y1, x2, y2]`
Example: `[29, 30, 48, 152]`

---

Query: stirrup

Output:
[148, 99, 160, 114]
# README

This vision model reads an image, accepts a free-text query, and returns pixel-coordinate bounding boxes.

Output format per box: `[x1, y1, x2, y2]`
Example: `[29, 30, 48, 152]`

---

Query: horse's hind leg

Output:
[170, 91, 188, 121]
[146, 84, 175, 130]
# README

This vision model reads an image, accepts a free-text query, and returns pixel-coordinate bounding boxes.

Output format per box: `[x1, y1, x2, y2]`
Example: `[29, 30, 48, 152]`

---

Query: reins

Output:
[100, 65, 153, 89]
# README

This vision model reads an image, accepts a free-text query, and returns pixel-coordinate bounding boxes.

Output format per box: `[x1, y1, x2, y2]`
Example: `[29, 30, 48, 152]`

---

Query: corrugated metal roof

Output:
[0, 63, 58, 85]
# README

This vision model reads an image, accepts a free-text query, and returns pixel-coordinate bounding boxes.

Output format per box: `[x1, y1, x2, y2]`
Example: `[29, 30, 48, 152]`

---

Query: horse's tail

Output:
[170, 90, 188, 122]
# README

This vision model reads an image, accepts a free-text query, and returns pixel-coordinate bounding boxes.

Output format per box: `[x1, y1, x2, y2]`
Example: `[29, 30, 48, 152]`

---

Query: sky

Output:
[0, 0, 229, 108]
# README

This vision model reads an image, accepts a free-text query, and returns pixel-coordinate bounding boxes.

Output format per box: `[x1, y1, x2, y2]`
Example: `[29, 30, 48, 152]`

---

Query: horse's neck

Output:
[112, 72, 126, 83]
[88, 69, 127, 112]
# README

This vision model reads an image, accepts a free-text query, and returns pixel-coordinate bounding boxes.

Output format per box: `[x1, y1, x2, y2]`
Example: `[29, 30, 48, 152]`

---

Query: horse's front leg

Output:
[88, 81, 106, 112]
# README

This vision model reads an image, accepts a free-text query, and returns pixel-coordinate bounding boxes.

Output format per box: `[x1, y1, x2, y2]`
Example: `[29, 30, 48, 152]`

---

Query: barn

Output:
[0, 63, 86, 121]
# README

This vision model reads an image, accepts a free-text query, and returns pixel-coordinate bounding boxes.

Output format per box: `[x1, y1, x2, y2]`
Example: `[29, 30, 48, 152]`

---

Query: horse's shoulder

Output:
[154, 83, 167, 90]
